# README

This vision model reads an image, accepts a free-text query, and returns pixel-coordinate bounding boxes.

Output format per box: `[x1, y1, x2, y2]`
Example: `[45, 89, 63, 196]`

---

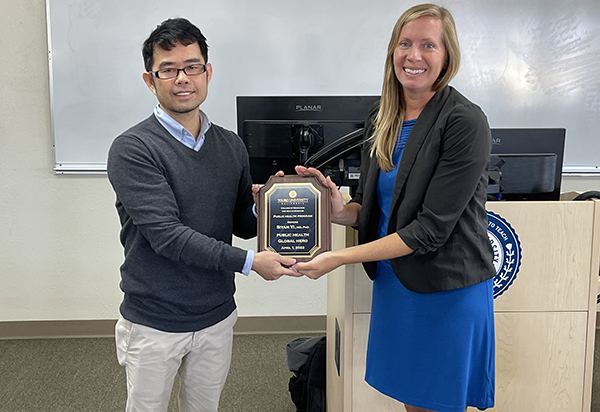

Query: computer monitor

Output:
[237, 99, 566, 201]
[489, 128, 566, 201]
[236, 95, 379, 185]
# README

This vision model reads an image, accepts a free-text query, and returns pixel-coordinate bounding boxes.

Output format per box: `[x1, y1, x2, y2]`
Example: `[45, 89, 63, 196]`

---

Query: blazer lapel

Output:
[388, 86, 453, 221]
[361, 150, 381, 219]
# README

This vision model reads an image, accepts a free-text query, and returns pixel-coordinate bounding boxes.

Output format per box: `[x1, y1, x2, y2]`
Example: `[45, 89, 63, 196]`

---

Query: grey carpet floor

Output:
[0, 334, 310, 412]
[1, 330, 599, 412]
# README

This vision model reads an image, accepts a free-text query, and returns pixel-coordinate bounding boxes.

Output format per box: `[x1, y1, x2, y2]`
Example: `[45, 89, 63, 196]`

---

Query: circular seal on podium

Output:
[487, 211, 522, 299]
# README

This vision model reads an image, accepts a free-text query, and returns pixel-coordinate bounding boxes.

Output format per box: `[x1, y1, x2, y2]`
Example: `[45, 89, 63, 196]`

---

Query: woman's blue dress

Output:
[364, 119, 495, 412]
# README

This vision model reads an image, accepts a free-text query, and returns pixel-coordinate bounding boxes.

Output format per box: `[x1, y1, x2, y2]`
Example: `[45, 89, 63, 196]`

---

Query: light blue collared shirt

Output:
[154, 105, 211, 151]
[153, 105, 255, 275]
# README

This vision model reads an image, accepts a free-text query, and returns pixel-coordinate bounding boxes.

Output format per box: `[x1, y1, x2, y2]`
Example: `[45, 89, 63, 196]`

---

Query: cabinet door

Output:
[488, 202, 593, 312]
[352, 312, 587, 412]
[475, 312, 587, 412]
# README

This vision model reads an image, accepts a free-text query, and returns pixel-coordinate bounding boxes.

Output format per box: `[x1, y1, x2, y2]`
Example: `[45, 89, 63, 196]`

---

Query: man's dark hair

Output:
[142, 18, 209, 71]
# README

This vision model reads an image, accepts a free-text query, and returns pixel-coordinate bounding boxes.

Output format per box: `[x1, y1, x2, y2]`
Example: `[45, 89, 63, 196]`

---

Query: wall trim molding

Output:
[0, 316, 327, 340]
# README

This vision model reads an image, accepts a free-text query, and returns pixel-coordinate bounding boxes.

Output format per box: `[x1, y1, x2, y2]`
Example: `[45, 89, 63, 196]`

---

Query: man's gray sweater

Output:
[107, 115, 256, 333]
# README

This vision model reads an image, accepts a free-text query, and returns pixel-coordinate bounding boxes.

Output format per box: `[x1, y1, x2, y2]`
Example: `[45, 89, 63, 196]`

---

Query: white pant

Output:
[115, 310, 238, 412]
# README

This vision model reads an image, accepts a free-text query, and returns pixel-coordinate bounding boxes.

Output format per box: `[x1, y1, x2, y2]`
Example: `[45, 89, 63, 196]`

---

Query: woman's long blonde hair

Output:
[370, 4, 461, 172]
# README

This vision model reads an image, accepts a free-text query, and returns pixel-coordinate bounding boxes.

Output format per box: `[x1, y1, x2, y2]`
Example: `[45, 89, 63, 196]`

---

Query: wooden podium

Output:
[326, 199, 600, 412]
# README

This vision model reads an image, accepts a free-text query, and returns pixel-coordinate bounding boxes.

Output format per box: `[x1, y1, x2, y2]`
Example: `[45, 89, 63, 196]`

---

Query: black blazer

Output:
[352, 86, 495, 293]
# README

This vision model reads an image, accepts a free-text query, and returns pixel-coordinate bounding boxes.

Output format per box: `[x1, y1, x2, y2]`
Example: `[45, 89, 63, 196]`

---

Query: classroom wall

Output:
[0, 0, 598, 322]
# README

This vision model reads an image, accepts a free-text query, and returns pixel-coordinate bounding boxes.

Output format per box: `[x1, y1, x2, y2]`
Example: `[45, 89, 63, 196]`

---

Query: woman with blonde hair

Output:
[295, 4, 496, 411]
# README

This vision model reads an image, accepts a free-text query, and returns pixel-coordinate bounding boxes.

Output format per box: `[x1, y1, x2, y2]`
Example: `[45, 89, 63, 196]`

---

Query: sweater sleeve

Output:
[107, 134, 248, 273]
[397, 103, 491, 255]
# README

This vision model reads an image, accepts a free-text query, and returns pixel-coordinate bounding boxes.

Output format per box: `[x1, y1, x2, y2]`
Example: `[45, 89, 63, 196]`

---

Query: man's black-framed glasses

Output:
[150, 64, 207, 80]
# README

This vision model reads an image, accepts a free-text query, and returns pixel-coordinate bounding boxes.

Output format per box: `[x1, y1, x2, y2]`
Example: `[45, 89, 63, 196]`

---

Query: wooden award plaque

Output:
[257, 175, 331, 262]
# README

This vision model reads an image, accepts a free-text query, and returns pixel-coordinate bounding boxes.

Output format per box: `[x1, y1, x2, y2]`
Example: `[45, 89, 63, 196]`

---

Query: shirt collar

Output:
[153, 105, 212, 151]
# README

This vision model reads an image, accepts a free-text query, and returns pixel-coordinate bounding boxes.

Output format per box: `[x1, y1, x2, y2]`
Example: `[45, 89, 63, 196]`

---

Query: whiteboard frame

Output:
[45, 0, 600, 175]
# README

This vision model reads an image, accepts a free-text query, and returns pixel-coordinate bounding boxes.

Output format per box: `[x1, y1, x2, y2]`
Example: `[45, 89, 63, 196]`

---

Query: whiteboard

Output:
[46, 0, 600, 174]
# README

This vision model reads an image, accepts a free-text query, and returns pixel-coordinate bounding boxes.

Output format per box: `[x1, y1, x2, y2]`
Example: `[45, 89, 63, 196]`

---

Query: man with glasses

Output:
[107, 18, 300, 412]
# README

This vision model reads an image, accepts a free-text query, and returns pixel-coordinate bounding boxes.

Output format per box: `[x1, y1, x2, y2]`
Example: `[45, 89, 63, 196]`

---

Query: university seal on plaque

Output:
[487, 210, 522, 299]
[257, 175, 331, 261]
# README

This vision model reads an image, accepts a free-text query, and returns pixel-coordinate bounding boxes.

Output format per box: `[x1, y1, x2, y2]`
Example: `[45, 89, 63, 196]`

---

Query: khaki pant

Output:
[115, 310, 237, 412]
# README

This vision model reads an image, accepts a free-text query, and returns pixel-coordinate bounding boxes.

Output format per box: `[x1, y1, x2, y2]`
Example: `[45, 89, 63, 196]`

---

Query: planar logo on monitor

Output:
[487, 211, 522, 299]
[295, 104, 322, 112]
